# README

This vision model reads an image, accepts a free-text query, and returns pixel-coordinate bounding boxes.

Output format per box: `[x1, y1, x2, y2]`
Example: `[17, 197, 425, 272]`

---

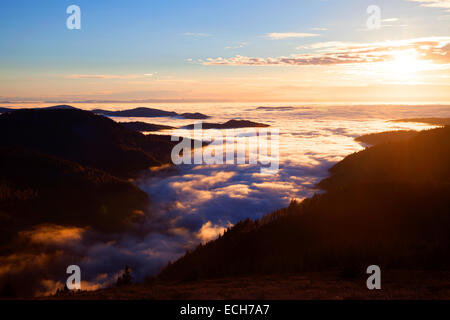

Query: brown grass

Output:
[42, 270, 450, 300]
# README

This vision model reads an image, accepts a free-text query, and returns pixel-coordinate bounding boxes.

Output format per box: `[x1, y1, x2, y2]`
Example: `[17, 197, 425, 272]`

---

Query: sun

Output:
[353, 49, 430, 84]
[383, 49, 437, 83]
[390, 50, 420, 77]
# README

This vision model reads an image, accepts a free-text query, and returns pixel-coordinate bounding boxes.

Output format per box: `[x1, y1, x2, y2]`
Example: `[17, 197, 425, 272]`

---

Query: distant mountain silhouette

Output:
[178, 112, 210, 119]
[37, 104, 77, 110]
[0, 105, 76, 113]
[93, 107, 177, 117]
[159, 126, 450, 281]
[93, 107, 209, 119]
[182, 119, 270, 129]
[0, 105, 210, 119]
[119, 122, 174, 132]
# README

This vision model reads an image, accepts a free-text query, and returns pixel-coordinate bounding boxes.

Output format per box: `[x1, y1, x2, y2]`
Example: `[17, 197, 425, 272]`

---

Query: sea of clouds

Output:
[3, 103, 449, 296]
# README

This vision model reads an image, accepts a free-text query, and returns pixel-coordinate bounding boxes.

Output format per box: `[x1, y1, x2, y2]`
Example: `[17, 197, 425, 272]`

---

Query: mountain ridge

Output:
[158, 126, 450, 281]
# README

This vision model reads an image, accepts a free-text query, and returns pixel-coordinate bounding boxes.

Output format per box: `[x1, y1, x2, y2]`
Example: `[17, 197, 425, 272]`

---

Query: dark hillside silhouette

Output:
[0, 108, 190, 297]
[320, 126, 450, 190]
[159, 127, 450, 281]
[93, 107, 209, 119]
[0, 109, 177, 178]
[0, 146, 149, 247]
[0, 105, 76, 114]
[355, 130, 418, 145]
[119, 121, 174, 132]
[391, 117, 450, 126]
[182, 119, 270, 129]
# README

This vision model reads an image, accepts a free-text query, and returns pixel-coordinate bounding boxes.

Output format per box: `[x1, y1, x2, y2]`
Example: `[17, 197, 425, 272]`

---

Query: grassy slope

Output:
[48, 271, 450, 300]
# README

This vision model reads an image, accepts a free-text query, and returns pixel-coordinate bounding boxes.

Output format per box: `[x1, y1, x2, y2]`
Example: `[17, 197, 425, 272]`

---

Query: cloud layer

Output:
[2, 104, 450, 297]
[266, 32, 320, 39]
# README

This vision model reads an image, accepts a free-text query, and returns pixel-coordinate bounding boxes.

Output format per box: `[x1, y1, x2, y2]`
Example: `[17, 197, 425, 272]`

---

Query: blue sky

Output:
[0, 0, 449, 102]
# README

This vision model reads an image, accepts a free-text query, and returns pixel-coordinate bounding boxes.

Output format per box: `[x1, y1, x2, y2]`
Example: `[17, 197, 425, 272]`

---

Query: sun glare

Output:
[358, 49, 439, 85]
[390, 50, 421, 78]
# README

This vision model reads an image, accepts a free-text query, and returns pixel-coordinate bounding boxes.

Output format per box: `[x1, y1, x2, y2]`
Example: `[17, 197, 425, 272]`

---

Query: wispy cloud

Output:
[65, 74, 154, 79]
[201, 37, 450, 66]
[438, 14, 450, 19]
[407, 0, 450, 11]
[297, 41, 356, 51]
[379, 17, 408, 28]
[382, 18, 399, 22]
[265, 32, 320, 39]
[225, 42, 247, 49]
[201, 54, 381, 66]
[184, 32, 211, 37]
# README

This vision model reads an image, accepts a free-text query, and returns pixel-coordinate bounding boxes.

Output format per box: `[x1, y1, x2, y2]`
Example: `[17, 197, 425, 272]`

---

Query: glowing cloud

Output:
[407, 0, 450, 11]
[201, 37, 450, 66]
[19, 224, 86, 245]
[197, 221, 232, 243]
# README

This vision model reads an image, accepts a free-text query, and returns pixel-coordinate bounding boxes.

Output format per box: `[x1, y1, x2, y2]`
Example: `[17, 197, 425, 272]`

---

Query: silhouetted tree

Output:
[0, 281, 17, 298]
[158, 127, 450, 281]
[116, 266, 132, 286]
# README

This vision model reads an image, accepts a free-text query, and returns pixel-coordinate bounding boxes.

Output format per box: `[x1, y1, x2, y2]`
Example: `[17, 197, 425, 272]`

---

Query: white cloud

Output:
[382, 18, 399, 22]
[265, 32, 320, 39]
[202, 37, 450, 66]
[407, 0, 450, 11]
[225, 42, 247, 49]
[297, 41, 356, 51]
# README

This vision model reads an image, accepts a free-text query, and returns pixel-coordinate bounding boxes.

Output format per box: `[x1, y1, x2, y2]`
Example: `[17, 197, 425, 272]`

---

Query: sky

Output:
[0, 0, 449, 103]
